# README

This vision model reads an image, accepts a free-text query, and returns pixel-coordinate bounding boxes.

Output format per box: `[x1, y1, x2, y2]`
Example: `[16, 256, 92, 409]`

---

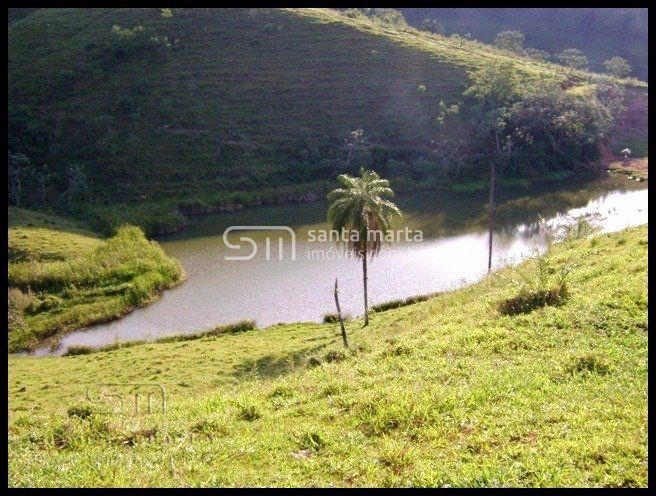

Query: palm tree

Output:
[327, 168, 402, 326]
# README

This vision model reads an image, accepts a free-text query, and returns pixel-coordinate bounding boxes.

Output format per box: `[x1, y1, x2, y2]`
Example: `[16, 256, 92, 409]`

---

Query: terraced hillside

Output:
[8, 8, 647, 233]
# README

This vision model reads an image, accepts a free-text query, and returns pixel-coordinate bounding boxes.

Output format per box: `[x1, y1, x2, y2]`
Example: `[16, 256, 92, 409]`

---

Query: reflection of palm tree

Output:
[327, 169, 402, 326]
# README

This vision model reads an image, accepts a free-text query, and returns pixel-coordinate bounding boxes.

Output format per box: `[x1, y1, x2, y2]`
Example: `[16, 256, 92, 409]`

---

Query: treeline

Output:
[346, 8, 637, 78]
[6, 64, 628, 215]
[399, 8, 648, 79]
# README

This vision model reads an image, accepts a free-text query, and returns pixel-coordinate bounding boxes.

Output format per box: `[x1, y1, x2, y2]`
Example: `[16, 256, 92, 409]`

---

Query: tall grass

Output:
[8, 224, 185, 352]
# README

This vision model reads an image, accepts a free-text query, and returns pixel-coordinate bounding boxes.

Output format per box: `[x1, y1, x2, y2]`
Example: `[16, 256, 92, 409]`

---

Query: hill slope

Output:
[401, 8, 648, 79]
[8, 225, 647, 486]
[8, 8, 646, 235]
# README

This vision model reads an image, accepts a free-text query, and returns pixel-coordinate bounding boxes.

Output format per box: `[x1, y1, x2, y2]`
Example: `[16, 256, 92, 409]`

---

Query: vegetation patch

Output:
[295, 430, 328, 452]
[372, 292, 438, 312]
[498, 284, 569, 316]
[8, 208, 185, 352]
[155, 320, 257, 343]
[565, 353, 612, 376]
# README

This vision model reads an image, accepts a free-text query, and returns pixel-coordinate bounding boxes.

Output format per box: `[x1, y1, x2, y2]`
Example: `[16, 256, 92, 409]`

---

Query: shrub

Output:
[565, 353, 611, 376]
[372, 292, 438, 312]
[30, 294, 63, 312]
[323, 313, 351, 323]
[268, 384, 294, 399]
[324, 349, 348, 363]
[67, 404, 95, 420]
[189, 419, 227, 437]
[8, 287, 35, 313]
[379, 440, 416, 473]
[63, 345, 95, 356]
[296, 430, 327, 451]
[322, 313, 338, 323]
[498, 222, 575, 315]
[498, 284, 569, 315]
[236, 402, 261, 421]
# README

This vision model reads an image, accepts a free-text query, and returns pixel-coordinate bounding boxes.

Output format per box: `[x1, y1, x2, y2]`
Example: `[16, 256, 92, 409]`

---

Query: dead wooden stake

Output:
[334, 279, 349, 348]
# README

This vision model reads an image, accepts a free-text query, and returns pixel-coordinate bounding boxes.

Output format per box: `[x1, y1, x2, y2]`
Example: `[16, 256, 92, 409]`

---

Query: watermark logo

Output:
[223, 226, 296, 261]
[85, 383, 166, 416]
[223, 225, 424, 261]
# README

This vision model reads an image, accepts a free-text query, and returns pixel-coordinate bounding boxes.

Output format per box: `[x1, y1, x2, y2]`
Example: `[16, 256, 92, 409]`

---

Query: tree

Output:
[508, 81, 612, 169]
[362, 8, 408, 28]
[464, 62, 520, 272]
[603, 56, 632, 78]
[343, 129, 368, 168]
[327, 169, 402, 326]
[524, 48, 550, 62]
[494, 30, 525, 54]
[421, 18, 445, 35]
[556, 48, 588, 71]
[61, 164, 90, 209]
[8, 153, 32, 206]
[434, 100, 466, 181]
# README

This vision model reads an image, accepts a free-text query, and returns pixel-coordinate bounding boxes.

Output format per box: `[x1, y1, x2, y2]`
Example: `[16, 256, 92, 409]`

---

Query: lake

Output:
[34, 173, 647, 355]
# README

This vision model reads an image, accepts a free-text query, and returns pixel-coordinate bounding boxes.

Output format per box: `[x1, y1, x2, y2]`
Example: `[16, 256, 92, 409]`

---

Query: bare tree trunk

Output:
[334, 279, 348, 348]
[488, 161, 495, 273]
[346, 146, 353, 168]
[489, 130, 500, 273]
[362, 254, 369, 326]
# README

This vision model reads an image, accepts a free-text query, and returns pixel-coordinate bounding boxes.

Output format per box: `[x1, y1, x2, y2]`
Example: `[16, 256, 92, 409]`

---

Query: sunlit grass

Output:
[8, 225, 647, 487]
[8, 208, 185, 352]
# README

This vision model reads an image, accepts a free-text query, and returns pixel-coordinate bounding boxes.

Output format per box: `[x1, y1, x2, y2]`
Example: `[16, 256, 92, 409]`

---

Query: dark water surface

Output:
[34, 174, 647, 355]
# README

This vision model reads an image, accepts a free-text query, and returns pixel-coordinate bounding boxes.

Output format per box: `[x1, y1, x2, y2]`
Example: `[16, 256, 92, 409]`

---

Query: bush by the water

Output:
[372, 292, 439, 313]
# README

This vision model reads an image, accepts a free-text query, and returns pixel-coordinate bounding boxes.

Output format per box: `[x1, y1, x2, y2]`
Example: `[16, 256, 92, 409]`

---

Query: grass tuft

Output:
[498, 284, 569, 315]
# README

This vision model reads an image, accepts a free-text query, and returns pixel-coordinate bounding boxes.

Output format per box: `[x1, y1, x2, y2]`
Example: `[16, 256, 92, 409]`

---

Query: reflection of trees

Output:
[394, 174, 644, 238]
[163, 173, 644, 242]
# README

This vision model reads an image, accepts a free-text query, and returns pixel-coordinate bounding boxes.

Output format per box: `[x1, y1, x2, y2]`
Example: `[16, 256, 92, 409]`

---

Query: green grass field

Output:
[8, 225, 647, 487]
[8, 208, 185, 352]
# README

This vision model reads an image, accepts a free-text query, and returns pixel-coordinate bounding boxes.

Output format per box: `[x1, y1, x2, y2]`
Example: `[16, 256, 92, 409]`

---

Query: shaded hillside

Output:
[7, 8, 39, 26]
[8, 8, 646, 233]
[401, 8, 648, 79]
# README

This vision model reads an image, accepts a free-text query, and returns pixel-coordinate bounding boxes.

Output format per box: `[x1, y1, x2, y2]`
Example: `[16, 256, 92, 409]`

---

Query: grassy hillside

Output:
[8, 225, 647, 487]
[8, 8, 646, 235]
[401, 8, 648, 80]
[8, 208, 185, 352]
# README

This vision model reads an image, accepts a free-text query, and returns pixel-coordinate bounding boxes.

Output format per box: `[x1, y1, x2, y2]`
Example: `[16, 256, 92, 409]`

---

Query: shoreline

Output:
[606, 157, 648, 182]
[149, 170, 596, 239]
[23, 212, 649, 358]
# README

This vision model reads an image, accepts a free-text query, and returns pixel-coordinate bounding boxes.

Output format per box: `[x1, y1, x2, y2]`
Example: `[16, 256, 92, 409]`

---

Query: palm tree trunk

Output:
[362, 254, 369, 326]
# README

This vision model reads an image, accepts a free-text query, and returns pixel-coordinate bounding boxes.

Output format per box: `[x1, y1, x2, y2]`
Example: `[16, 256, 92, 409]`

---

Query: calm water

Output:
[34, 174, 647, 355]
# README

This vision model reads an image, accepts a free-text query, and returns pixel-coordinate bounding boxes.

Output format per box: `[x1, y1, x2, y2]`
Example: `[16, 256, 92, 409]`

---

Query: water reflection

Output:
[33, 174, 647, 356]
